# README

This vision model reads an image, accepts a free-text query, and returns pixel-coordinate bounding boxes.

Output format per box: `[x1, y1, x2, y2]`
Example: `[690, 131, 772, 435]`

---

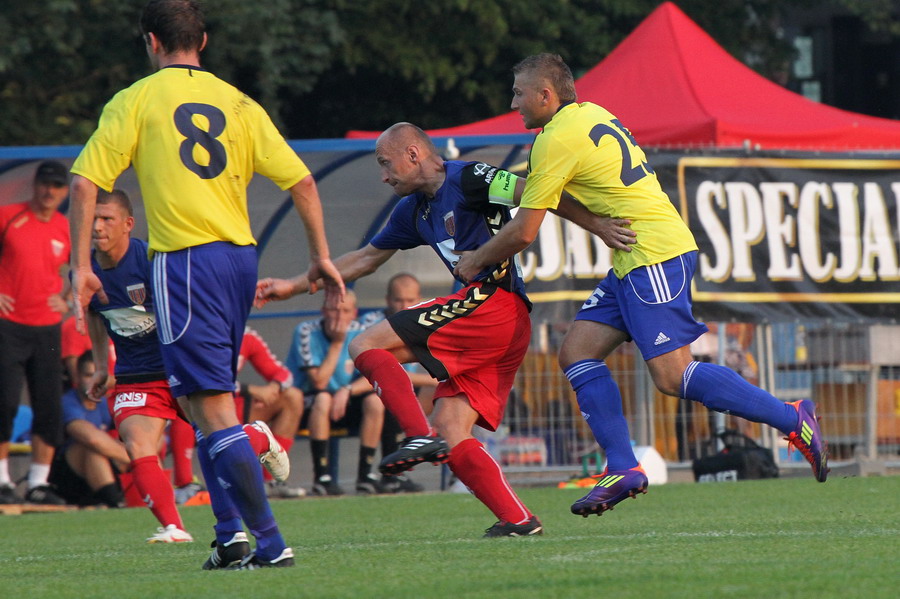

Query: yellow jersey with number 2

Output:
[519, 102, 696, 279]
[72, 65, 310, 253]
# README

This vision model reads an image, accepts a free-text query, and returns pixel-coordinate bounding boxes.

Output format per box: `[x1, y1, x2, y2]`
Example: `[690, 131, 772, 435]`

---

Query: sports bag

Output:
[692, 429, 779, 482]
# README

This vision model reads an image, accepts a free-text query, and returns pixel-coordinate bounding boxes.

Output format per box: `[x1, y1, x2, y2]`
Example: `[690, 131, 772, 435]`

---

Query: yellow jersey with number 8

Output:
[520, 102, 696, 278]
[72, 65, 310, 253]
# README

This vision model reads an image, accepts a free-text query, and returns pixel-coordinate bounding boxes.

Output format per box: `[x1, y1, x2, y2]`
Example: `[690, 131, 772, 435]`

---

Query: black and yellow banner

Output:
[522, 151, 900, 322]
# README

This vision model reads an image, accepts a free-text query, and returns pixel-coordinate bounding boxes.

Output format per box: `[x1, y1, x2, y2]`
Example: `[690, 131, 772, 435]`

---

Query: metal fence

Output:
[490, 320, 900, 475]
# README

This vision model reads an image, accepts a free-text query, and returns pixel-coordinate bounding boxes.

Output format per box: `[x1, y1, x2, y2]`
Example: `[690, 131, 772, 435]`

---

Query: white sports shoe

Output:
[147, 524, 194, 544]
[230, 547, 295, 570]
[174, 481, 203, 505]
[266, 480, 307, 498]
[250, 420, 290, 482]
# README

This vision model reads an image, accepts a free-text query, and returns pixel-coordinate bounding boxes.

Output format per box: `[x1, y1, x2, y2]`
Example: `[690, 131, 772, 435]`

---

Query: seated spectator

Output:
[48, 351, 128, 507]
[286, 291, 385, 495]
[235, 327, 305, 498]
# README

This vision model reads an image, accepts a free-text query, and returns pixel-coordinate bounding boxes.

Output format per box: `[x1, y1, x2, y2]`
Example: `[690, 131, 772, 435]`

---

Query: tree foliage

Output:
[289, 0, 814, 137]
[0, 1, 146, 145]
[0, 0, 894, 145]
[0, 0, 341, 145]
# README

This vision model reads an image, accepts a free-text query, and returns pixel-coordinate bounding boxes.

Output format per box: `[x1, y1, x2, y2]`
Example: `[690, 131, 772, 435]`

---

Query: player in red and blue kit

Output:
[258, 122, 627, 536]
[86, 191, 193, 543]
[87, 191, 291, 541]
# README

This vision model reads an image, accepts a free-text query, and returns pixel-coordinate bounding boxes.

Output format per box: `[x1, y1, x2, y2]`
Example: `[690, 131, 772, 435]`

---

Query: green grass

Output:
[1, 476, 898, 598]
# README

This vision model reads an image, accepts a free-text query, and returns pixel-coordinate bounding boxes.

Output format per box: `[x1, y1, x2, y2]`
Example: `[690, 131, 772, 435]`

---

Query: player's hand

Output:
[452, 250, 481, 284]
[47, 293, 69, 315]
[591, 216, 636, 252]
[307, 257, 345, 309]
[87, 370, 109, 402]
[250, 381, 280, 407]
[71, 268, 108, 335]
[330, 386, 350, 421]
[0, 293, 14, 316]
[323, 312, 351, 343]
[255, 277, 298, 308]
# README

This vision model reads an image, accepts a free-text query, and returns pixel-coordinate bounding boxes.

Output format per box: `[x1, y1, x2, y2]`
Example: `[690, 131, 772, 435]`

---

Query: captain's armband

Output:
[487, 170, 519, 207]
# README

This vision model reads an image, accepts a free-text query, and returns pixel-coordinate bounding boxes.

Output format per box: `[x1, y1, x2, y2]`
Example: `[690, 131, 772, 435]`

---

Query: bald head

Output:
[375, 122, 446, 197]
[385, 273, 422, 316]
[376, 122, 438, 156]
[330, 288, 357, 309]
[322, 289, 357, 332]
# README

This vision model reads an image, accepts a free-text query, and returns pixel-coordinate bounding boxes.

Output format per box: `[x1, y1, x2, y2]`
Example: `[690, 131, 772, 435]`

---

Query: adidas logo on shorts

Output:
[653, 331, 671, 346]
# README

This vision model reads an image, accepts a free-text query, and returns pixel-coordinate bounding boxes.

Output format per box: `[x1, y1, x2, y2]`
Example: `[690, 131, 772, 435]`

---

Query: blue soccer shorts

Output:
[574, 251, 708, 360]
[152, 242, 256, 398]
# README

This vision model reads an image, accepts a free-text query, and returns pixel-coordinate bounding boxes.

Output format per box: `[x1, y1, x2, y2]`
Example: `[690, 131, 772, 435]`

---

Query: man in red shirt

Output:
[60, 316, 93, 390]
[0, 161, 71, 505]
[60, 315, 116, 391]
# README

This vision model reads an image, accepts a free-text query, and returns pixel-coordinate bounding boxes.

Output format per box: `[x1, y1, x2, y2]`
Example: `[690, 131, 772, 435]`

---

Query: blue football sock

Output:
[194, 427, 242, 545]
[207, 425, 286, 560]
[564, 359, 638, 471]
[681, 361, 798, 434]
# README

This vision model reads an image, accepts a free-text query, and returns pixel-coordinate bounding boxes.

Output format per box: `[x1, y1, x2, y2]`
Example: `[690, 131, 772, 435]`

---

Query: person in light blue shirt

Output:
[286, 291, 384, 495]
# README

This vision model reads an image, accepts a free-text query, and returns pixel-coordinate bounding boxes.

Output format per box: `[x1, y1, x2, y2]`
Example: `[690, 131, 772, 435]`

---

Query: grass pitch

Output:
[1, 475, 897, 598]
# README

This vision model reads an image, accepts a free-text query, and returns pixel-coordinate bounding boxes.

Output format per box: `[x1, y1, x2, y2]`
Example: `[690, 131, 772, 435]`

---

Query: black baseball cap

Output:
[34, 161, 69, 186]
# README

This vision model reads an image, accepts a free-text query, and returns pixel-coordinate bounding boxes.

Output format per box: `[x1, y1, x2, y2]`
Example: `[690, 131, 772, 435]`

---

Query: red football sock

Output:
[168, 418, 196, 487]
[242, 423, 269, 455]
[275, 434, 293, 454]
[354, 349, 430, 437]
[448, 438, 532, 524]
[130, 455, 184, 529]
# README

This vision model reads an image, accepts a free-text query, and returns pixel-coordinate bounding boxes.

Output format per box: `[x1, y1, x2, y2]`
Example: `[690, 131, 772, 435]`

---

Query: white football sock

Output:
[0, 458, 11, 485]
[28, 463, 51, 489]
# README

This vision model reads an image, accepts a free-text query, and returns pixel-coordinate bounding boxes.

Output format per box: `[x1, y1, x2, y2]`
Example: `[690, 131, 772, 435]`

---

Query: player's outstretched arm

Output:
[499, 175, 635, 252]
[553, 193, 636, 252]
[255, 275, 307, 308]
[255, 244, 397, 308]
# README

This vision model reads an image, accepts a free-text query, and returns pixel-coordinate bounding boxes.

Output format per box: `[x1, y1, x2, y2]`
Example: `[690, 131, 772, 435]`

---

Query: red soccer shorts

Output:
[388, 282, 531, 431]
[107, 379, 187, 429]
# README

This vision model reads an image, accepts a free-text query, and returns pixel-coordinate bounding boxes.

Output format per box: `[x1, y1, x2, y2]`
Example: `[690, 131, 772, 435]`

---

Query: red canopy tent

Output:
[346, 2, 900, 150]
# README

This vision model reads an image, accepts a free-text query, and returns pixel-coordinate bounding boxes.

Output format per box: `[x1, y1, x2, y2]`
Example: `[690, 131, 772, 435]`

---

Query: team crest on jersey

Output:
[443, 211, 455, 237]
[51, 239, 65, 258]
[127, 283, 147, 305]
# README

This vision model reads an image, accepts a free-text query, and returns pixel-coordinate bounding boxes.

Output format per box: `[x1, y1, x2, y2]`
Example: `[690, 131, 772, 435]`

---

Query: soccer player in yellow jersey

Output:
[68, 0, 343, 569]
[455, 53, 828, 518]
